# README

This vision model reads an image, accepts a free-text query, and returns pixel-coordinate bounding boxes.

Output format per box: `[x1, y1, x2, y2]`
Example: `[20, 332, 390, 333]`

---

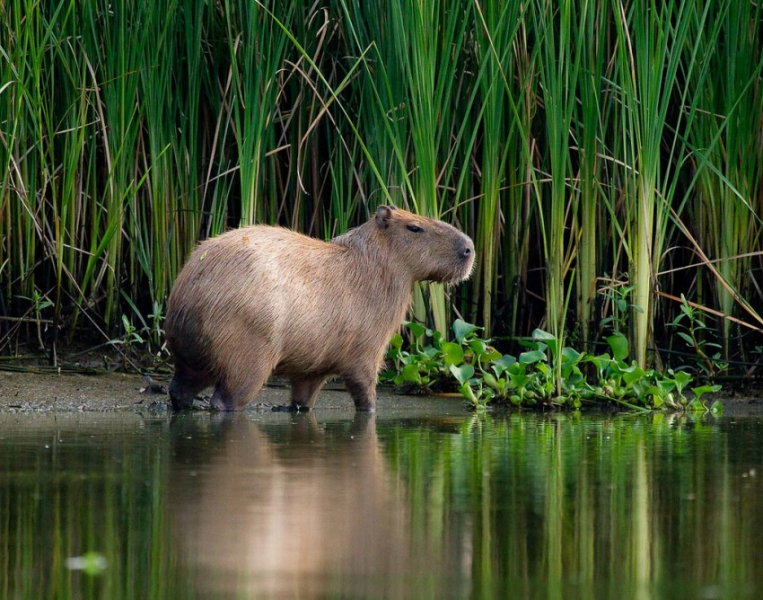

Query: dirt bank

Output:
[0, 370, 468, 416]
[0, 369, 761, 416]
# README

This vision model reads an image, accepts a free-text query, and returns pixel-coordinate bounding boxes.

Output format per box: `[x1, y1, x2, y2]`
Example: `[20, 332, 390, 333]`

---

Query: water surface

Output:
[2, 407, 762, 599]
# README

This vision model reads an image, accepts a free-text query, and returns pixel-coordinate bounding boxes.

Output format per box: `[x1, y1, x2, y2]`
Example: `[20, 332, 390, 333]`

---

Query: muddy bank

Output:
[0, 370, 468, 417]
[0, 369, 761, 416]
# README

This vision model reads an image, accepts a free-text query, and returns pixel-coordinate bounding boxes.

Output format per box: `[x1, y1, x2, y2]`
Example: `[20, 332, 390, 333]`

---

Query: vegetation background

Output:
[1, 0, 761, 377]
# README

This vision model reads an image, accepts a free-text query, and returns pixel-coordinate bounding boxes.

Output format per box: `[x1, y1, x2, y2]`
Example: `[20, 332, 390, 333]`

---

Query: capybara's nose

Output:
[459, 239, 474, 260]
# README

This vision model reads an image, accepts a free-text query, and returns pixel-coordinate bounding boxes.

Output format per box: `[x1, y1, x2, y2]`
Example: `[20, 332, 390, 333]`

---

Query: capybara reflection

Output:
[168, 414, 454, 598]
[166, 205, 474, 411]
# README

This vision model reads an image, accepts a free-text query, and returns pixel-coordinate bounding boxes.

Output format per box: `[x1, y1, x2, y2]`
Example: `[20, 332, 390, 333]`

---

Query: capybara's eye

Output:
[407, 225, 424, 233]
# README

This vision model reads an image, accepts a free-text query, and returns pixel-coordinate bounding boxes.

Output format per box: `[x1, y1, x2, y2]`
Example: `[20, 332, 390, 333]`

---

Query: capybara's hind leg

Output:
[170, 360, 213, 411]
[290, 375, 327, 411]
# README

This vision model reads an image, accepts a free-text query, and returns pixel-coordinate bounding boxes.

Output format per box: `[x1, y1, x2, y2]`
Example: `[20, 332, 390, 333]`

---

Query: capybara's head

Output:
[373, 205, 475, 283]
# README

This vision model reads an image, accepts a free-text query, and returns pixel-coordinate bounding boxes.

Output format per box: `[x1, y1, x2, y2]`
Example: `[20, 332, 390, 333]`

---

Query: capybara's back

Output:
[166, 205, 474, 411]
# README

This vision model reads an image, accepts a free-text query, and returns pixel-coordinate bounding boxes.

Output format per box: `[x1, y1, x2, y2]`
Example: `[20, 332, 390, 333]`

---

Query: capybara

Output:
[165, 205, 474, 412]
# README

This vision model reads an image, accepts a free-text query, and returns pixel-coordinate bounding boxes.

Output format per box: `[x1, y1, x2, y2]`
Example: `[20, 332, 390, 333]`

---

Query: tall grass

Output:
[687, 1, 763, 357]
[1, 0, 762, 375]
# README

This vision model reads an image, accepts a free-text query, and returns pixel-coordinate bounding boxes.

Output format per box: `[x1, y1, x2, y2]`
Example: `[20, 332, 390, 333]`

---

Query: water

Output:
[2, 409, 762, 599]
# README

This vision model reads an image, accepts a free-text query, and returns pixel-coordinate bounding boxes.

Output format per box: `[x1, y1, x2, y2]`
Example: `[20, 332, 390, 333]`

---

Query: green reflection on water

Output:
[1, 411, 762, 599]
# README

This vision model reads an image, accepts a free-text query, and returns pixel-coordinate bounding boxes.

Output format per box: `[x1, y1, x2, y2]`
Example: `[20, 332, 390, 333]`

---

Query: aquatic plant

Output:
[385, 320, 723, 413]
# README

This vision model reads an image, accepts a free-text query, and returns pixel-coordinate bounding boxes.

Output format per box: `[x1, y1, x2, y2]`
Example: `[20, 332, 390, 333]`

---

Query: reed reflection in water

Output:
[1, 411, 762, 599]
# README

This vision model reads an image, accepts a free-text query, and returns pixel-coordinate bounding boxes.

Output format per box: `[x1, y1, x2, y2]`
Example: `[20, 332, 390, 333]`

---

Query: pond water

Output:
[2, 407, 762, 599]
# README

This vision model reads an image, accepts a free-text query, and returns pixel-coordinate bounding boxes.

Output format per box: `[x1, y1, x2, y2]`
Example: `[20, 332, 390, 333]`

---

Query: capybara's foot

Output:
[170, 396, 194, 411]
[343, 375, 377, 412]
[169, 379, 196, 411]
[272, 404, 311, 413]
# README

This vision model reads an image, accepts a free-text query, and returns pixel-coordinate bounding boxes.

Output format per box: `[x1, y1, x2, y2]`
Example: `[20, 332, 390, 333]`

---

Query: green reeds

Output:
[533, 0, 588, 386]
[1, 1, 762, 375]
[610, 0, 718, 368]
[687, 0, 763, 358]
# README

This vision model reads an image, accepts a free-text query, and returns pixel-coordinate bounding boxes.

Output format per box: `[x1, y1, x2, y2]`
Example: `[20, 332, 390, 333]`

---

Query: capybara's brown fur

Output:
[165, 205, 475, 411]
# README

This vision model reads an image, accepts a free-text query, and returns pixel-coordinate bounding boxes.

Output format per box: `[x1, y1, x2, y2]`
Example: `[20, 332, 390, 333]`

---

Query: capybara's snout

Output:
[451, 233, 475, 282]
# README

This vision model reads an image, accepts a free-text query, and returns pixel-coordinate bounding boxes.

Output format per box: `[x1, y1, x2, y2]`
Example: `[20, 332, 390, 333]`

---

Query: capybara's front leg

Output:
[343, 372, 377, 412]
[290, 375, 326, 411]
[169, 358, 214, 411]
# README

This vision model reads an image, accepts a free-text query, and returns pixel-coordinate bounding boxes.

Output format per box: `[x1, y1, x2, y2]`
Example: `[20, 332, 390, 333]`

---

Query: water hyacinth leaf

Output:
[389, 333, 403, 352]
[482, 372, 499, 391]
[586, 353, 612, 376]
[519, 350, 546, 365]
[492, 354, 516, 377]
[562, 346, 584, 366]
[469, 338, 488, 357]
[406, 322, 427, 340]
[692, 384, 722, 403]
[687, 399, 706, 413]
[710, 400, 723, 415]
[645, 386, 665, 408]
[450, 363, 474, 386]
[401, 364, 422, 384]
[423, 346, 440, 360]
[606, 333, 629, 362]
[453, 319, 480, 344]
[622, 365, 646, 386]
[440, 341, 464, 366]
[672, 370, 693, 393]
[532, 329, 556, 342]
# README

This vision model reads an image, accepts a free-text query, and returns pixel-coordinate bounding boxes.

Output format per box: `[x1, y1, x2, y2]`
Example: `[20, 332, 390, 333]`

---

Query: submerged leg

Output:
[169, 358, 213, 411]
[290, 375, 327, 411]
[343, 371, 378, 412]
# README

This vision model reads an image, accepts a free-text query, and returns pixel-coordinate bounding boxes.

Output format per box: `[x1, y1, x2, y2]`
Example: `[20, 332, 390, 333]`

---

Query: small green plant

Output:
[385, 320, 723, 413]
[598, 281, 641, 335]
[668, 294, 727, 376]
[18, 289, 54, 352]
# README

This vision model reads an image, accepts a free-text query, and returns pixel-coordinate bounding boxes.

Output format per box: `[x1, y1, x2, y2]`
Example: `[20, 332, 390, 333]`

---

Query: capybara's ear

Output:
[375, 205, 393, 229]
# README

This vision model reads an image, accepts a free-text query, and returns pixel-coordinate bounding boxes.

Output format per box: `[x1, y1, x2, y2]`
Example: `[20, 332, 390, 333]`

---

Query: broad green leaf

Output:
[691, 384, 722, 402]
[532, 329, 556, 342]
[606, 333, 629, 362]
[401, 364, 421, 384]
[450, 363, 474, 385]
[492, 354, 516, 377]
[440, 341, 464, 366]
[453, 319, 480, 344]
[406, 322, 426, 339]
[389, 333, 403, 351]
[519, 350, 545, 364]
